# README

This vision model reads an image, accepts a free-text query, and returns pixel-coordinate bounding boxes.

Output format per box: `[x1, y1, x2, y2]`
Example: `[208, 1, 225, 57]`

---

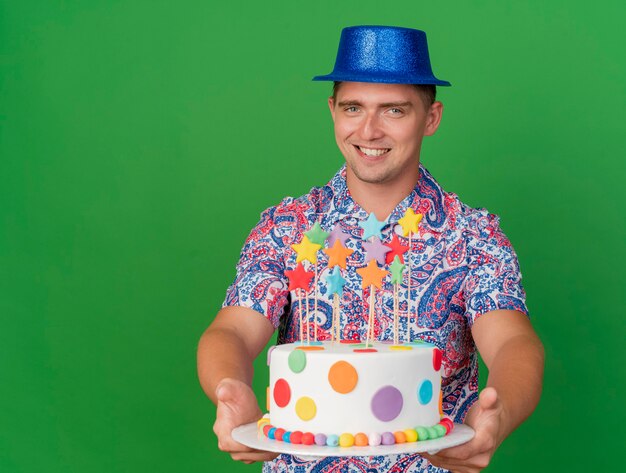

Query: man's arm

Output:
[423, 309, 544, 472]
[197, 305, 278, 463]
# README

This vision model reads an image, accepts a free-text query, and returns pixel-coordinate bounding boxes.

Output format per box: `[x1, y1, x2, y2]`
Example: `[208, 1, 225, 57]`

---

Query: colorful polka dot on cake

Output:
[389, 345, 413, 351]
[273, 378, 291, 407]
[371, 385, 403, 421]
[288, 349, 307, 373]
[297, 346, 324, 351]
[418, 379, 433, 405]
[295, 396, 316, 420]
[433, 348, 442, 371]
[328, 360, 358, 393]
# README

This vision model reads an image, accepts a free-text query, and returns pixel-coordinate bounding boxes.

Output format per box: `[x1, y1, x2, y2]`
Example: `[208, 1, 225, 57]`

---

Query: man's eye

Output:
[389, 108, 403, 115]
[345, 106, 359, 112]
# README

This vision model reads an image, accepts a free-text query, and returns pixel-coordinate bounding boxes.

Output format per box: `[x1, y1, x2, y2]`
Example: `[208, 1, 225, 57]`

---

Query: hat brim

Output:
[312, 72, 451, 87]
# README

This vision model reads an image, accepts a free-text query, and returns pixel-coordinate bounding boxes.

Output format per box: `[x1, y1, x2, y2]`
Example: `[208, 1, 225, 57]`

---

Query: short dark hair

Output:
[331, 81, 437, 109]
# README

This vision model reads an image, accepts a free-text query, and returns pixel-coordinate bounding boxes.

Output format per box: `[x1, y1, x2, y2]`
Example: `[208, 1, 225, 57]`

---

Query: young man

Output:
[197, 26, 544, 472]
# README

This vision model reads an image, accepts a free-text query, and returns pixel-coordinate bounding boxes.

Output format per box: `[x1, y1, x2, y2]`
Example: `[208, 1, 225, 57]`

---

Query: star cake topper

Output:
[291, 235, 322, 264]
[324, 239, 354, 269]
[304, 222, 329, 246]
[356, 259, 389, 290]
[389, 255, 406, 284]
[327, 224, 350, 247]
[362, 237, 391, 265]
[385, 233, 409, 264]
[285, 263, 315, 291]
[398, 208, 423, 236]
[326, 266, 347, 297]
[359, 212, 386, 240]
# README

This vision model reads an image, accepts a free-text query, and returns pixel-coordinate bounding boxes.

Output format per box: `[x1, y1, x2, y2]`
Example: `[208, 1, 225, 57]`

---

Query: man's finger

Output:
[478, 386, 498, 410]
[217, 434, 257, 454]
[422, 431, 492, 463]
[231, 451, 279, 463]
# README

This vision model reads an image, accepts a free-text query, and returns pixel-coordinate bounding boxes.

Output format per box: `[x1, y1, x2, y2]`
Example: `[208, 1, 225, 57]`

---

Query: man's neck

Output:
[346, 167, 420, 221]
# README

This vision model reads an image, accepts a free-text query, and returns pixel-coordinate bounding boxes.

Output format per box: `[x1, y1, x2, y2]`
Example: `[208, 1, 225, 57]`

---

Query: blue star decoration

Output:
[358, 212, 386, 240]
[325, 266, 347, 297]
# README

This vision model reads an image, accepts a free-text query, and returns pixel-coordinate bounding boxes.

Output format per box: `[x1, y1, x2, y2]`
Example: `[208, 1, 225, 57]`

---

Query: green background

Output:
[2, 1, 624, 471]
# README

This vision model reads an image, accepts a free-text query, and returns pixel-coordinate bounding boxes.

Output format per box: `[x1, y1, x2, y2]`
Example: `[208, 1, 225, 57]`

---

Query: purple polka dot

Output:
[314, 433, 327, 446]
[371, 385, 403, 422]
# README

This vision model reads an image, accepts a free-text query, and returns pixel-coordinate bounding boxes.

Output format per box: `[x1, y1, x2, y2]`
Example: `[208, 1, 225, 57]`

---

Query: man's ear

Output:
[424, 101, 443, 136]
[328, 96, 336, 121]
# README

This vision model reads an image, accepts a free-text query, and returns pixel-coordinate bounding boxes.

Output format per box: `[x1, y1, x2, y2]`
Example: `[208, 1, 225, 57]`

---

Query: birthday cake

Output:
[260, 340, 452, 447]
[258, 211, 453, 447]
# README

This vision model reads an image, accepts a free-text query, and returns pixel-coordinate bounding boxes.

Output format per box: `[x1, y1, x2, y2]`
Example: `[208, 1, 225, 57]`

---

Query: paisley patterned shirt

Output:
[223, 164, 528, 472]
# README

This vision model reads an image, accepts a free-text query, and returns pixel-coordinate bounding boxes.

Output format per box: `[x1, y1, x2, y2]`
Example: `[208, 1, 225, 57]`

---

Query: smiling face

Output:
[328, 82, 442, 191]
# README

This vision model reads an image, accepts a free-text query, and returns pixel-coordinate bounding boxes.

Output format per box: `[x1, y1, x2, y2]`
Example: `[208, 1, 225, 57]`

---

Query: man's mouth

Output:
[354, 145, 391, 157]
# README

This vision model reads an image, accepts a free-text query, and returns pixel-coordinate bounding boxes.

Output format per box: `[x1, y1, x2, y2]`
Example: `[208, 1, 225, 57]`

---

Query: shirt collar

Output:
[318, 164, 449, 234]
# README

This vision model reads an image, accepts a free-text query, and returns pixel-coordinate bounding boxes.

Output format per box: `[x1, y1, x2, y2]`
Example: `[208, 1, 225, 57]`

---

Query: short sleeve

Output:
[463, 211, 529, 325]
[222, 202, 293, 328]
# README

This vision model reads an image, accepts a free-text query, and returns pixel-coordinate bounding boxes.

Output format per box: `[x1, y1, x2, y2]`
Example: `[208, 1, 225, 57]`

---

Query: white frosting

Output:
[268, 341, 441, 435]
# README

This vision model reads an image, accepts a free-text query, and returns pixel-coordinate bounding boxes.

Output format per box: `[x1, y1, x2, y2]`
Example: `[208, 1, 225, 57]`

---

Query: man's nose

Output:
[359, 113, 384, 141]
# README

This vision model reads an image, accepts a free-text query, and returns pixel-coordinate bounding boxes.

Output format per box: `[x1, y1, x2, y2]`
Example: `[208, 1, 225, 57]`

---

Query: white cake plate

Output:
[232, 422, 474, 458]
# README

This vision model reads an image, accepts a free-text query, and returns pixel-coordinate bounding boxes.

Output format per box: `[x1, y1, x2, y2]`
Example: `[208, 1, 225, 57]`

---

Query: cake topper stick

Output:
[389, 255, 406, 345]
[291, 234, 322, 344]
[313, 264, 319, 342]
[407, 234, 412, 344]
[356, 259, 389, 348]
[305, 288, 310, 344]
[298, 289, 304, 341]
[357, 213, 387, 347]
[324, 240, 351, 342]
[365, 286, 376, 348]
[284, 262, 315, 343]
[304, 223, 329, 343]
[398, 208, 423, 343]
[325, 265, 347, 343]
[334, 295, 340, 342]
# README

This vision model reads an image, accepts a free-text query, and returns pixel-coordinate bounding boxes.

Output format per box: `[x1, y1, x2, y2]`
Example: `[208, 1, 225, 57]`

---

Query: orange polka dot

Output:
[328, 361, 358, 394]
[439, 389, 443, 416]
[296, 346, 325, 351]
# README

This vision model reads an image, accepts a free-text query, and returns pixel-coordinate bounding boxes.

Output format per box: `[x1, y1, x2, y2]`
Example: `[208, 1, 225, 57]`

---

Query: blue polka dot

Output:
[418, 380, 433, 405]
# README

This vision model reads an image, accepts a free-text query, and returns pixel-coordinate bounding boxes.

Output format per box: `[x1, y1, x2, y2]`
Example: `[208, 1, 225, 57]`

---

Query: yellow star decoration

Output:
[323, 240, 354, 269]
[291, 235, 322, 264]
[356, 259, 389, 290]
[398, 208, 423, 236]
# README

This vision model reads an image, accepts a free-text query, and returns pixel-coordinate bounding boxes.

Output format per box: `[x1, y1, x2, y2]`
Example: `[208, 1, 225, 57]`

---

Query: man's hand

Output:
[422, 387, 505, 473]
[213, 378, 279, 464]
